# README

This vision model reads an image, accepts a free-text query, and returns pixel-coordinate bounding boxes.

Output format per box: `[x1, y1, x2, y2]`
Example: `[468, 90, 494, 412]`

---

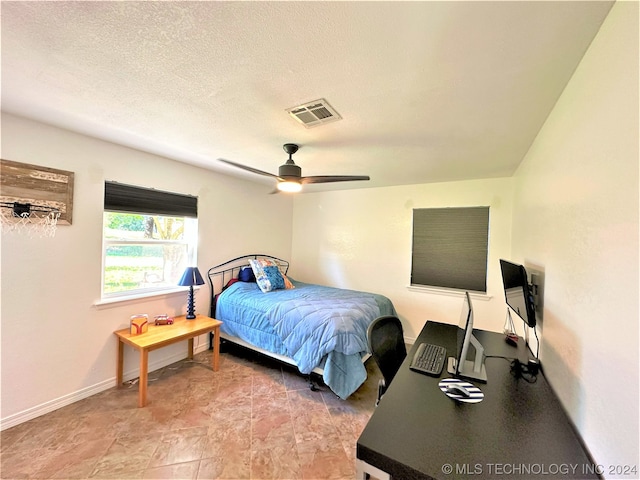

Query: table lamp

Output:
[178, 267, 205, 319]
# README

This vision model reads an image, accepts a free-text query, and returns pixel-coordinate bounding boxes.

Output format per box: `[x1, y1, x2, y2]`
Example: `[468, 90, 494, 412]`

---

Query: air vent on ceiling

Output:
[286, 98, 342, 128]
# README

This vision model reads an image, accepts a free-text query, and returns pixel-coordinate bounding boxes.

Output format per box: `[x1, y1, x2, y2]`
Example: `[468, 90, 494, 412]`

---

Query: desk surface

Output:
[357, 321, 597, 480]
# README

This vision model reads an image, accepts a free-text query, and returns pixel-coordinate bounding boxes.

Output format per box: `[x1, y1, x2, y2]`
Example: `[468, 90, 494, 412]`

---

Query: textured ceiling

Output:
[1, 1, 613, 192]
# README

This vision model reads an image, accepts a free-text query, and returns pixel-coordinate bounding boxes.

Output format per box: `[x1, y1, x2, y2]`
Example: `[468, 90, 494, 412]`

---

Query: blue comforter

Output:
[216, 279, 396, 398]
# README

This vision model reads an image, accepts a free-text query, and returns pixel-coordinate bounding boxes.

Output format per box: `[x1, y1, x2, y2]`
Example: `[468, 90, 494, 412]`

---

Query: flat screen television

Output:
[447, 291, 487, 383]
[499, 259, 536, 328]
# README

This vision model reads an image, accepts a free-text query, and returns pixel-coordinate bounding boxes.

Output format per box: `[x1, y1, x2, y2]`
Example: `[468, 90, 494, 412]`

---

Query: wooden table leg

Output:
[116, 340, 124, 387]
[188, 338, 194, 360]
[212, 326, 220, 372]
[138, 349, 148, 408]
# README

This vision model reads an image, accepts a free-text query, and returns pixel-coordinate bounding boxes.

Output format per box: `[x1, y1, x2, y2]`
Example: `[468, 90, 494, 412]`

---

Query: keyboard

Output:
[410, 342, 447, 376]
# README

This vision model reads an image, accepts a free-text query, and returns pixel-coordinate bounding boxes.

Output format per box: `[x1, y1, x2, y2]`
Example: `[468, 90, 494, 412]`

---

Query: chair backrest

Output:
[367, 315, 407, 388]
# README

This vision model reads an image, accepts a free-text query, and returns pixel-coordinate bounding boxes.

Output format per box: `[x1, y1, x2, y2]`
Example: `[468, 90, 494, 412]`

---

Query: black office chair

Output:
[367, 315, 407, 406]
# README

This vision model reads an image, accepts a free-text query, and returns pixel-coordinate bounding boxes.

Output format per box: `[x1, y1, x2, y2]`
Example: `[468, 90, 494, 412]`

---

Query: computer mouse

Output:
[446, 384, 471, 398]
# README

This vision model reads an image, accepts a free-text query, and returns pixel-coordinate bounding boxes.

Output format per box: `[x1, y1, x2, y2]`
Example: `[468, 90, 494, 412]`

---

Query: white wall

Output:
[0, 113, 293, 427]
[291, 178, 515, 341]
[511, 1, 638, 471]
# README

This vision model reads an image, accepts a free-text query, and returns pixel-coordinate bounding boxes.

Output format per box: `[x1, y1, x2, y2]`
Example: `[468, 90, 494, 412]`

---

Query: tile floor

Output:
[0, 344, 382, 479]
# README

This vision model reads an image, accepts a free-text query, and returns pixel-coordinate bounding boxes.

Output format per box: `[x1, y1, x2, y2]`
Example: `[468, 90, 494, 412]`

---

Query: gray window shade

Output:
[104, 182, 197, 217]
[411, 207, 489, 292]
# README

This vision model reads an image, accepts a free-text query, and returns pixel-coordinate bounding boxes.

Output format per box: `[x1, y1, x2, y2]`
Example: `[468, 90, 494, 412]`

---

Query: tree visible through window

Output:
[102, 182, 198, 298]
[411, 207, 489, 292]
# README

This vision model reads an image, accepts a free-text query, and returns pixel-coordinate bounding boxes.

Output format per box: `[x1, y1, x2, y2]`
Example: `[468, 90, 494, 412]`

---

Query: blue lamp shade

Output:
[178, 267, 205, 319]
[178, 267, 205, 287]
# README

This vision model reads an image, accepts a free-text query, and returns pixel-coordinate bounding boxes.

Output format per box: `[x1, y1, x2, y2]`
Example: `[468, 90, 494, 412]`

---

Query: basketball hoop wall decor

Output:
[0, 159, 74, 238]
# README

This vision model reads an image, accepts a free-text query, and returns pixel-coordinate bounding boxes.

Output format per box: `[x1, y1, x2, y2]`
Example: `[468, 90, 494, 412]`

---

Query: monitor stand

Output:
[447, 334, 488, 383]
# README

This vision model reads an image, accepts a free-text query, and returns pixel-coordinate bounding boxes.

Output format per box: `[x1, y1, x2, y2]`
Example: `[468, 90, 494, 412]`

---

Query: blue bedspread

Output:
[216, 279, 396, 399]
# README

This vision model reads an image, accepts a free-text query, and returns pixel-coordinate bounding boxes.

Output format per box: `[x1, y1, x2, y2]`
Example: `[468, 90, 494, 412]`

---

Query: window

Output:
[102, 182, 198, 299]
[411, 207, 489, 293]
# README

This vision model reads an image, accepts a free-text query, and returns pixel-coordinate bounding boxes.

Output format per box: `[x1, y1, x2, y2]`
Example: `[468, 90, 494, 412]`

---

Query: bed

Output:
[207, 254, 397, 399]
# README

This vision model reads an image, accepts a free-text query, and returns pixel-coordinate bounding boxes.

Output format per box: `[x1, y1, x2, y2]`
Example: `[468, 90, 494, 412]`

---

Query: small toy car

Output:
[154, 315, 174, 325]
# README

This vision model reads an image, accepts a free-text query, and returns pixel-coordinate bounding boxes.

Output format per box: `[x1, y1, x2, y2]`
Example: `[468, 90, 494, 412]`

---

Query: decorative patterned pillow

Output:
[249, 259, 294, 293]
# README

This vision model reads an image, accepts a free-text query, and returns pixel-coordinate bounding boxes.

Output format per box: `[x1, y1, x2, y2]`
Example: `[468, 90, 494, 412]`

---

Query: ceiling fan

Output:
[219, 143, 370, 193]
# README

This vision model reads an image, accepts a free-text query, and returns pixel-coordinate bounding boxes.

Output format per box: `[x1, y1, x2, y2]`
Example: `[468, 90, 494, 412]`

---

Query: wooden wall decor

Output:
[0, 159, 75, 225]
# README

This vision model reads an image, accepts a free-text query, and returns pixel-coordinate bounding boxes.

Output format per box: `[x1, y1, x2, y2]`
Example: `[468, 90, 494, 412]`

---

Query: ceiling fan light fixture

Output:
[218, 141, 369, 194]
[277, 181, 303, 193]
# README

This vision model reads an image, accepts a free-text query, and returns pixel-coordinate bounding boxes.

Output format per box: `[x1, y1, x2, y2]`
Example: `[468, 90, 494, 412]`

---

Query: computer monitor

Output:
[447, 291, 487, 383]
[499, 259, 536, 328]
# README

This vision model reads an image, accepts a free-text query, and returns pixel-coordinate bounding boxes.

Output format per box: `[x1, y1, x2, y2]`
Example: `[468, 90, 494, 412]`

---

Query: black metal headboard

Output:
[206, 254, 290, 318]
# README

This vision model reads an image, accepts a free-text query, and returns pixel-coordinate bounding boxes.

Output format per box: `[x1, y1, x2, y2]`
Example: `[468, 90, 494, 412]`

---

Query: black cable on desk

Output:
[485, 355, 538, 383]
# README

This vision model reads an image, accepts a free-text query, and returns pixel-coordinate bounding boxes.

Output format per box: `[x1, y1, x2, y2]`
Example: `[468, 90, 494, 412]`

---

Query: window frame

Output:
[101, 182, 198, 301]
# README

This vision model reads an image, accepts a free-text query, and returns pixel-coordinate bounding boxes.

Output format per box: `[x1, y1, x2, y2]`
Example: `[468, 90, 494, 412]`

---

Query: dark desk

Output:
[357, 321, 597, 480]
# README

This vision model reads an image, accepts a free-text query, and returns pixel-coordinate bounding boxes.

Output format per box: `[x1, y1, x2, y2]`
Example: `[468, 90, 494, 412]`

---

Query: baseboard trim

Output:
[0, 343, 210, 431]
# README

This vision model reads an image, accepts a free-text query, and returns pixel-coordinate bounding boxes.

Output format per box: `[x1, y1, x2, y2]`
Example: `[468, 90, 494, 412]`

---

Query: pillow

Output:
[281, 273, 295, 290]
[224, 278, 239, 290]
[238, 266, 256, 282]
[215, 278, 240, 303]
[249, 258, 294, 293]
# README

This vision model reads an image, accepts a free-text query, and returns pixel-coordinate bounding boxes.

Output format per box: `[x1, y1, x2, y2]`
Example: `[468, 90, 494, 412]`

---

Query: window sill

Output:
[406, 285, 492, 301]
[94, 286, 203, 309]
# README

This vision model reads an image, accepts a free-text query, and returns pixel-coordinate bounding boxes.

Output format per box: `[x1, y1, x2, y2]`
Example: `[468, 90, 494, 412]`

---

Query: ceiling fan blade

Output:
[220, 144, 370, 193]
[218, 158, 282, 180]
[301, 175, 370, 184]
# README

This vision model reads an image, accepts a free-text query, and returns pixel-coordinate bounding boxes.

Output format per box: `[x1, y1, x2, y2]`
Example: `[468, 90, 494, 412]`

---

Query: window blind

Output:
[411, 207, 489, 292]
[104, 182, 197, 218]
